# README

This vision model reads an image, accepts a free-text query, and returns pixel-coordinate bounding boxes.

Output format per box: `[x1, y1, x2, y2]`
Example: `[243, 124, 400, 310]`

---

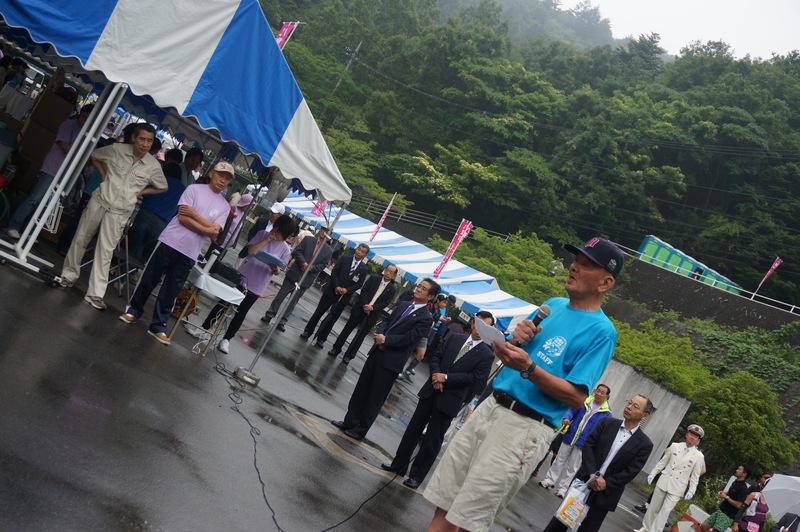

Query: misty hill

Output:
[438, 0, 629, 49]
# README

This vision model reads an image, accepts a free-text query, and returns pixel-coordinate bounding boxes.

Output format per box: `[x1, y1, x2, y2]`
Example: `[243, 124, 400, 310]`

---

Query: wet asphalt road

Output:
[0, 242, 650, 531]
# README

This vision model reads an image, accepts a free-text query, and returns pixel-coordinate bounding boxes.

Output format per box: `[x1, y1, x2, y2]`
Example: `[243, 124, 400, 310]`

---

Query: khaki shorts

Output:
[423, 395, 551, 532]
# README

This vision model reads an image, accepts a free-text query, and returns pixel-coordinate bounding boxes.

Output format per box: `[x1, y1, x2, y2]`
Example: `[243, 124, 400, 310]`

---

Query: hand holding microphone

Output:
[511, 305, 551, 347]
[493, 304, 550, 371]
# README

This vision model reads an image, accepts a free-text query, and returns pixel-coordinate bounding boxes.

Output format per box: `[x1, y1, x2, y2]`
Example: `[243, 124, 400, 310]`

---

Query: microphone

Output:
[532, 304, 551, 327]
[513, 304, 550, 347]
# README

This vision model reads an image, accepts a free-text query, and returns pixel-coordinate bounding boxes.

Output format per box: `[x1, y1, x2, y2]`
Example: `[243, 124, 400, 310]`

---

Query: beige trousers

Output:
[61, 197, 128, 299]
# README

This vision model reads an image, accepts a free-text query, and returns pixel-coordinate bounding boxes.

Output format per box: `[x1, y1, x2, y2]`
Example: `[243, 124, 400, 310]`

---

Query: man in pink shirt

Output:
[4, 104, 93, 238]
[118, 162, 234, 345]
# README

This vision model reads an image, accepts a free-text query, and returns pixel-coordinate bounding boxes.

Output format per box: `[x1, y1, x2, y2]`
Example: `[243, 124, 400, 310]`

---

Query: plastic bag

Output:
[554, 474, 599, 529]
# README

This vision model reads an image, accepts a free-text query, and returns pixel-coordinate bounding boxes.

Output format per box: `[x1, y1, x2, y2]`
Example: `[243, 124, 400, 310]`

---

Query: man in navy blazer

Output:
[331, 278, 440, 441]
[543, 394, 655, 532]
[382, 310, 496, 488]
[300, 243, 369, 348]
[328, 265, 398, 363]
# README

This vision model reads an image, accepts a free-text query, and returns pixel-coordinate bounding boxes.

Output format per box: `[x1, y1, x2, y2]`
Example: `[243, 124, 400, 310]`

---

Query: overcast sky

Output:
[559, 0, 799, 59]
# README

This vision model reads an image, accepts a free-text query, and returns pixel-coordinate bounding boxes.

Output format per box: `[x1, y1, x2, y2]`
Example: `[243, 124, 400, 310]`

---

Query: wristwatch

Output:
[520, 362, 536, 380]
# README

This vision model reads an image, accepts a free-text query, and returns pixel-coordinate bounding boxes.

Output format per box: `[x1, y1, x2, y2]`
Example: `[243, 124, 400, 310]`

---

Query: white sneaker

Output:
[555, 489, 566, 498]
[4, 228, 20, 239]
[539, 480, 553, 489]
[218, 339, 230, 353]
[183, 322, 207, 340]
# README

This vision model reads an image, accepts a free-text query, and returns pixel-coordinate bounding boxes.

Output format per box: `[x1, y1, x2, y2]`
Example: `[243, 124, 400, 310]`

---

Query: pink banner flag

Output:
[275, 22, 296, 50]
[370, 193, 396, 242]
[433, 219, 473, 279]
[756, 256, 782, 291]
[311, 199, 328, 217]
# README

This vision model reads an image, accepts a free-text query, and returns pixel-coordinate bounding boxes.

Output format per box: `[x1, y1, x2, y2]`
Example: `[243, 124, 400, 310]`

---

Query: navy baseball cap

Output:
[564, 237, 624, 278]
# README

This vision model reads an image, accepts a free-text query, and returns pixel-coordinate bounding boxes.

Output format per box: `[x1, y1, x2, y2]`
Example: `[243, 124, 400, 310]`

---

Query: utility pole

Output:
[331, 40, 362, 96]
[324, 40, 362, 130]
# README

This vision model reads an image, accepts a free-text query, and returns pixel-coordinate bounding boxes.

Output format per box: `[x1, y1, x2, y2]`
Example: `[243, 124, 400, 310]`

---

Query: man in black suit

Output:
[300, 243, 369, 348]
[543, 394, 655, 532]
[261, 226, 333, 331]
[331, 278, 440, 441]
[381, 310, 496, 489]
[773, 513, 800, 532]
[327, 264, 398, 363]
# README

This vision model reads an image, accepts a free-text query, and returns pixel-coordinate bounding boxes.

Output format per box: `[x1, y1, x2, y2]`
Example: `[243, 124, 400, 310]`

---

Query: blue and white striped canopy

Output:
[439, 282, 538, 332]
[282, 193, 495, 285]
[283, 193, 538, 329]
[1, 0, 351, 202]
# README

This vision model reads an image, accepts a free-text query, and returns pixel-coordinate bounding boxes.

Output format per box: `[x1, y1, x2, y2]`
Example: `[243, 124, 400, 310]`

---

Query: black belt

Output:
[493, 391, 554, 428]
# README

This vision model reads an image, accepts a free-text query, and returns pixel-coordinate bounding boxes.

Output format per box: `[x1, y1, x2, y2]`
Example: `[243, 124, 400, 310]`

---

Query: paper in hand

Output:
[473, 316, 507, 346]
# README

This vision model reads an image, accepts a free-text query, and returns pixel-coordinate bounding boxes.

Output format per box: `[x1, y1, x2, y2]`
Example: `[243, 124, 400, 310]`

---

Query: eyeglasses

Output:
[625, 399, 642, 411]
[687, 431, 702, 438]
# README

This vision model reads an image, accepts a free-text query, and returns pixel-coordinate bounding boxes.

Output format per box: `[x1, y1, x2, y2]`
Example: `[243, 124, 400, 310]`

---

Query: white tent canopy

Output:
[1, 0, 350, 202]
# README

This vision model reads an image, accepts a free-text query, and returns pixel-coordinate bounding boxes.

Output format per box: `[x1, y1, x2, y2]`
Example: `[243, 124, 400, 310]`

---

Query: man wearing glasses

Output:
[539, 384, 612, 498]
[423, 237, 625, 532]
[543, 395, 655, 532]
[331, 278, 440, 441]
[635, 424, 706, 532]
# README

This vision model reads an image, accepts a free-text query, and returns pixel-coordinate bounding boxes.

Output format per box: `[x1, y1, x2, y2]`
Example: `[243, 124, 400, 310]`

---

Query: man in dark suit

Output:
[543, 394, 655, 532]
[300, 243, 369, 348]
[327, 264, 398, 363]
[261, 226, 333, 331]
[381, 310, 496, 489]
[331, 278, 440, 441]
[773, 513, 800, 532]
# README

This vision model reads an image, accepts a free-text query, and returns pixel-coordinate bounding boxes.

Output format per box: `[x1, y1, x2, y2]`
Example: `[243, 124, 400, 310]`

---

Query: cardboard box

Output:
[1, 116, 23, 135]
[28, 91, 75, 133]
[18, 120, 56, 165]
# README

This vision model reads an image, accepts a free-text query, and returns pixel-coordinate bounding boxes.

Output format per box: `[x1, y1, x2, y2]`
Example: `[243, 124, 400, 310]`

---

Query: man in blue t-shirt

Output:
[423, 237, 625, 532]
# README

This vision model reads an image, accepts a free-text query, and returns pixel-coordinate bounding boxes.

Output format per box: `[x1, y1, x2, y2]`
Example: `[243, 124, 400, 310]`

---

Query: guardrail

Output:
[348, 195, 512, 242]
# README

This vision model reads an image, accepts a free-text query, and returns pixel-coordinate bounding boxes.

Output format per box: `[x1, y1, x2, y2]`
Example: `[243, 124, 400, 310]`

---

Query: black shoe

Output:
[313, 341, 325, 349]
[341, 356, 353, 365]
[330, 420, 348, 430]
[276, 323, 286, 332]
[261, 315, 272, 324]
[634, 504, 647, 513]
[403, 478, 421, 489]
[327, 347, 341, 357]
[380, 463, 403, 475]
[299, 331, 311, 339]
[343, 429, 364, 441]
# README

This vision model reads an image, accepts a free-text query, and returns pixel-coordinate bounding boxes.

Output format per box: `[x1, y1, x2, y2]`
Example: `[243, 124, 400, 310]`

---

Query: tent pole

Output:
[17, 82, 125, 260]
[1, 82, 127, 275]
[243, 203, 345, 376]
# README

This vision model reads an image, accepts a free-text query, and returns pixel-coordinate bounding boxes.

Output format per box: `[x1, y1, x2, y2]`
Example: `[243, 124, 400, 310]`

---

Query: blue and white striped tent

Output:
[438, 282, 538, 332]
[282, 193, 538, 329]
[1, 0, 351, 202]
[281, 194, 494, 285]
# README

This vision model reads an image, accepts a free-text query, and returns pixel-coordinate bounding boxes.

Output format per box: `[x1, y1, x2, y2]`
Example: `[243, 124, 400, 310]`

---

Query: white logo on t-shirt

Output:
[536, 336, 567, 365]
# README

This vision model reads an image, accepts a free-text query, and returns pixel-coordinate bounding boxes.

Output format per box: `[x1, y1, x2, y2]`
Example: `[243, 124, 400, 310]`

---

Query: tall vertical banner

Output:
[751, 256, 783, 299]
[370, 193, 396, 241]
[275, 22, 297, 50]
[433, 219, 473, 279]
